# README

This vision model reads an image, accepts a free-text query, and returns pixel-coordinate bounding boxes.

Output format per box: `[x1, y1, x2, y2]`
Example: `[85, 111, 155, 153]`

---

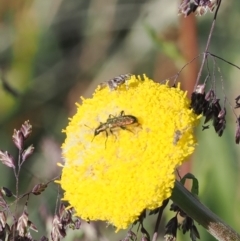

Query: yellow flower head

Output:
[60, 74, 199, 230]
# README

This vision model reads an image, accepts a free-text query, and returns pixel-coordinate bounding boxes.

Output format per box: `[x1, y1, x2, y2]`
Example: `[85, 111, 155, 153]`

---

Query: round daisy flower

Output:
[59, 74, 200, 230]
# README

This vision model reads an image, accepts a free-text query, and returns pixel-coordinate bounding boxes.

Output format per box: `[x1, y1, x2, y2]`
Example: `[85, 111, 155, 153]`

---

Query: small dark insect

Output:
[202, 125, 209, 131]
[92, 110, 139, 146]
[173, 130, 182, 145]
[100, 74, 132, 91]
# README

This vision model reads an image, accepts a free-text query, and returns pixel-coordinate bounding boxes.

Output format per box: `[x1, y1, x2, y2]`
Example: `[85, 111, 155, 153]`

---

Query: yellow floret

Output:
[60, 74, 200, 230]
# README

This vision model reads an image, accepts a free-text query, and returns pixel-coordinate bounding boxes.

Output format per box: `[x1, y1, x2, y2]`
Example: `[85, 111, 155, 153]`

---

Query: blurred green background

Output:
[0, 0, 240, 240]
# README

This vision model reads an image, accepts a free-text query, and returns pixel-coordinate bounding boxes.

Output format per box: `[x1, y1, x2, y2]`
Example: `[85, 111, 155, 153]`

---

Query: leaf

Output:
[180, 173, 199, 195]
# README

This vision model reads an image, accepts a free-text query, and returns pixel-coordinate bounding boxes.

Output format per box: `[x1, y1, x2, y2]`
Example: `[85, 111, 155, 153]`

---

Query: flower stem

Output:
[194, 0, 222, 90]
[171, 181, 240, 241]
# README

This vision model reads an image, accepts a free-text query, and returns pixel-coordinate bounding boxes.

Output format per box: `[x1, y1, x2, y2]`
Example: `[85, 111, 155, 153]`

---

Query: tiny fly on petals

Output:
[100, 74, 132, 91]
[173, 130, 182, 145]
[173, 127, 190, 145]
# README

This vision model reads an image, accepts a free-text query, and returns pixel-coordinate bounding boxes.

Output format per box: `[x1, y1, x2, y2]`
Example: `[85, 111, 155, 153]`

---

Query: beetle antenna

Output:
[84, 124, 96, 142]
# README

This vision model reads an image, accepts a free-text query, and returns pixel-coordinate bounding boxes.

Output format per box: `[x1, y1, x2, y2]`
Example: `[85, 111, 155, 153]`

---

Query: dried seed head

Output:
[32, 183, 47, 195]
[141, 236, 150, 241]
[58, 204, 73, 226]
[212, 99, 221, 113]
[141, 226, 150, 241]
[170, 203, 186, 217]
[164, 217, 178, 241]
[1, 187, 13, 197]
[20, 120, 32, 139]
[235, 117, 240, 144]
[214, 118, 226, 137]
[40, 236, 49, 241]
[182, 216, 193, 234]
[0, 223, 9, 239]
[0, 150, 15, 169]
[0, 198, 7, 209]
[204, 107, 213, 124]
[218, 108, 226, 119]
[59, 203, 66, 220]
[22, 145, 34, 163]
[178, 0, 198, 16]
[179, 0, 219, 16]
[0, 211, 6, 229]
[205, 89, 215, 101]
[12, 130, 24, 151]
[191, 224, 200, 239]
[164, 234, 176, 241]
[181, 217, 200, 241]
[17, 210, 28, 237]
[200, 95, 227, 136]
[190, 91, 207, 115]
[170, 203, 180, 212]
[235, 95, 240, 108]
[121, 230, 137, 241]
[28, 221, 38, 233]
[51, 215, 65, 241]
[74, 218, 81, 229]
[195, 84, 205, 94]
